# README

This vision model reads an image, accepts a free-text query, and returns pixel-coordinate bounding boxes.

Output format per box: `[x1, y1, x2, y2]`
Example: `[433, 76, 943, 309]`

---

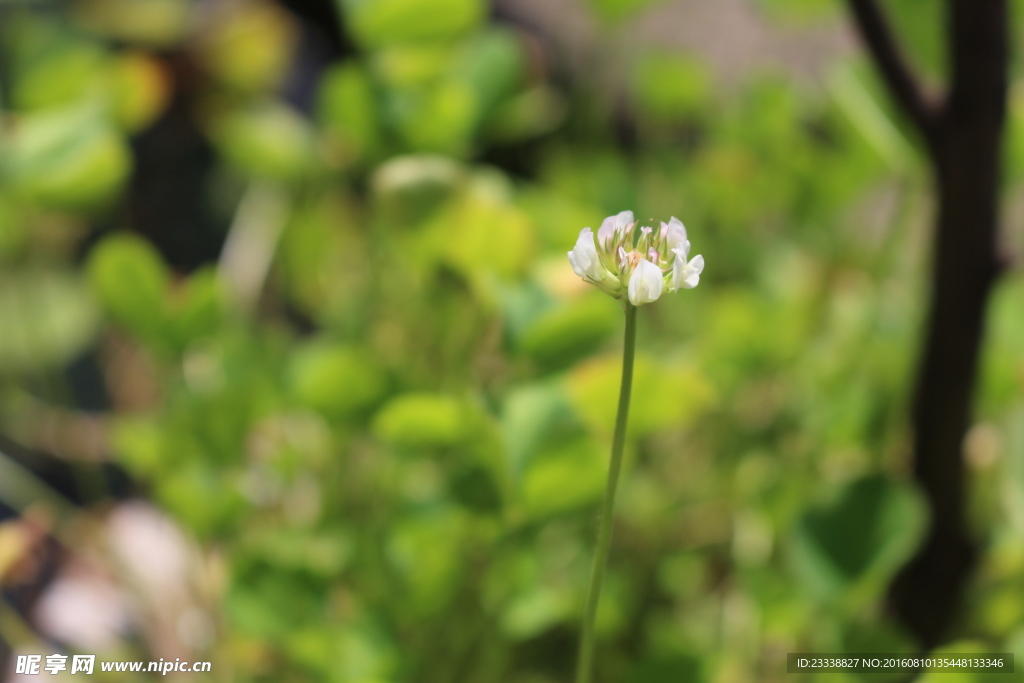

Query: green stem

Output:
[575, 303, 637, 683]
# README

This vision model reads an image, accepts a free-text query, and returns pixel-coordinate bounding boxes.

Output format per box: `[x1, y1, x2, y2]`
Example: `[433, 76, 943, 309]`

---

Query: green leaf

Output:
[0, 271, 100, 372]
[225, 570, 325, 638]
[373, 393, 469, 448]
[566, 353, 716, 437]
[516, 294, 619, 372]
[630, 655, 704, 683]
[631, 53, 711, 123]
[390, 80, 478, 155]
[286, 623, 397, 682]
[242, 528, 353, 577]
[317, 62, 381, 165]
[87, 233, 170, 343]
[156, 462, 248, 538]
[8, 104, 132, 208]
[427, 176, 536, 281]
[520, 437, 606, 519]
[371, 154, 465, 227]
[341, 0, 484, 48]
[387, 508, 467, 614]
[790, 474, 926, 601]
[500, 585, 574, 640]
[587, 0, 667, 22]
[169, 267, 226, 348]
[209, 100, 318, 182]
[288, 341, 388, 418]
[10, 42, 106, 111]
[454, 29, 525, 120]
[501, 381, 576, 470]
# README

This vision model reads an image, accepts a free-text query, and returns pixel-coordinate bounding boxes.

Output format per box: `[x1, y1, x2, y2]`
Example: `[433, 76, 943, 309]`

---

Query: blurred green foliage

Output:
[3, 0, 1024, 682]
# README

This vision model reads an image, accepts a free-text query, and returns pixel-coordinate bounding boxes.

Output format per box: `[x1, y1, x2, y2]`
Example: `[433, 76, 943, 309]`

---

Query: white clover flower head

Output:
[567, 212, 703, 306]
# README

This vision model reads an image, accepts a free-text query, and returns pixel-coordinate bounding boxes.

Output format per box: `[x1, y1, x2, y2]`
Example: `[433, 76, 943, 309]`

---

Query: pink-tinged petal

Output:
[597, 215, 618, 245]
[664, 216, 688, 252]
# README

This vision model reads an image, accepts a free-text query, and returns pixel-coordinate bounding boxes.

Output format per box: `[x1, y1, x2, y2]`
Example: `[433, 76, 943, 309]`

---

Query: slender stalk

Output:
[575, 303, 637, 683]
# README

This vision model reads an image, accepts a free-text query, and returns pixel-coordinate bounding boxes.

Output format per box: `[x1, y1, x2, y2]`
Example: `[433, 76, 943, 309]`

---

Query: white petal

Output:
[569, 228, 600, 279]
[568, 251, 585, 278]
[664, 217, 688, 253]
[628, 258, 663, 305]
[680, 254, 704, 289]
[670, 248, 686, 290]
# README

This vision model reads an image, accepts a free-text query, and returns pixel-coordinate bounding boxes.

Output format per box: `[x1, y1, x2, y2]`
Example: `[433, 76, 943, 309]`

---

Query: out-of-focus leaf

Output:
[317, 63, 382, 166]
[516, 294, 619, 372]
[87, 233, 169, 342]
[109, 52, 171, 132]
[287, 623, 397, 682]
[372, 44, 454, 87]
[520, 437, 605, 518]
[566, 353, 716, 437]
[454, 29, 524, 119]
[195, 0, 297, 94]
[1006, 85, 1024, 184]
[979, 276, 1024, 416]
[828, 65, 911, 170]
[790, 475, 926, 600]
[587, 0, 666, 22]
[7, 104, 132, 208]
[75, 0, 192, 47]
[157, 462, 248, 537]
[501, 381, 577, 470]
[630, 655, 704, 683]
[209, 101, 318, 182]
[111, 416, 165, 476]
[390, 80, 478, 155]
[10, 42, 105, 111]
[500, 585, 573, 640]
[242, 527, 353, 577]
[631, 53, 711, 123]
[371, 154, 465, 226]
[0, 271, 100, 372]
[425, 171, 535, 282]
[276, 194, 369, 321]
[226, 570, 325, 638]
[449, 462, 503, 513]
[882, 0, 945, 80]
[387, 508, 466, 614]
[288, 341, 388, 418]
[486, 86, 566, 144]
[169, 267, 226, 348]
[373, 393, 469, 448]
[342, 0, 485, 48]
[751, 0, 835, 23]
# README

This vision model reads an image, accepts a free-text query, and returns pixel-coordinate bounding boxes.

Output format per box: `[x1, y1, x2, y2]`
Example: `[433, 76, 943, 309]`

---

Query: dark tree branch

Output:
[844, 0, 940, 152]
[882, 0, 1009, 648]
[947, 0, 1008, 128]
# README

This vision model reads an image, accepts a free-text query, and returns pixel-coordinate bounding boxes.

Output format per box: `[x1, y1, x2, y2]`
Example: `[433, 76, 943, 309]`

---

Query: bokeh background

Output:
[2, 0, 1024, 680]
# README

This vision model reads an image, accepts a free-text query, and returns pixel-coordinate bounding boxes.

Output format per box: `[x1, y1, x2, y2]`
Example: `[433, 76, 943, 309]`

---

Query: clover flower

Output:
[568, 211, 704, 306]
